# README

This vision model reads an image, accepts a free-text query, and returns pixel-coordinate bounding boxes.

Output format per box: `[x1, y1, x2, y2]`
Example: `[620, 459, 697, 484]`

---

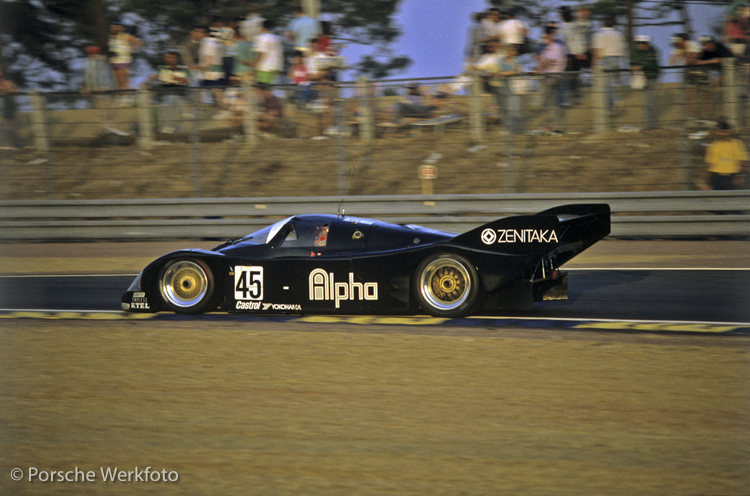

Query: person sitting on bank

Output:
[702, 121, 748, 190]
[146, 50, 191, 133]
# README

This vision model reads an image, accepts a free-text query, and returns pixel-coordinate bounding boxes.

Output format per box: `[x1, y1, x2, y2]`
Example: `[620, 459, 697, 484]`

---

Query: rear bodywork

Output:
[122, 204, 610, 316]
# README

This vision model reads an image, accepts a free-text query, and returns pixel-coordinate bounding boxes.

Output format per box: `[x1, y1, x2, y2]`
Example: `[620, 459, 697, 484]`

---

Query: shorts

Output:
[256, 71, 277, 85]
[710, 172, 738, 190]
[110, 63, 131, 71]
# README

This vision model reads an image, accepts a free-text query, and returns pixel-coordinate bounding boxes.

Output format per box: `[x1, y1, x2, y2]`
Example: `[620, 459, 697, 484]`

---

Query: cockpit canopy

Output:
[215, 214, 453, 258]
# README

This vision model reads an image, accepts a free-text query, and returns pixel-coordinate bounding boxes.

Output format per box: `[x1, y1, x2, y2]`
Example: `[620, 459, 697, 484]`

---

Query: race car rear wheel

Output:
[415, 253, 482, 318]
[158, 259, 215, 314]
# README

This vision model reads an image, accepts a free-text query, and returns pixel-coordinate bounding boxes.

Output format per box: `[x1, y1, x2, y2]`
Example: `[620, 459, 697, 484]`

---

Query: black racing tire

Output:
[158, 259, 216, 314]
[414, 253, 483, 318]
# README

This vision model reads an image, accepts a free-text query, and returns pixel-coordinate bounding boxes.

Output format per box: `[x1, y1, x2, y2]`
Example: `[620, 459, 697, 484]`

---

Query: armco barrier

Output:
[0, 191, 748, 242]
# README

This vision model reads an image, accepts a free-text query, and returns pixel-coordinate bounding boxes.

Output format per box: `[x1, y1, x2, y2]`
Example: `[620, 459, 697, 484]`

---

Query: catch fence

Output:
[1, 60, 748, 200]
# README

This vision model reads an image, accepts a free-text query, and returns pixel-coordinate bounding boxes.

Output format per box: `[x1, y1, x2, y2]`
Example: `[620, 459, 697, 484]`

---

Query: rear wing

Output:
[450, 203, 610, 266]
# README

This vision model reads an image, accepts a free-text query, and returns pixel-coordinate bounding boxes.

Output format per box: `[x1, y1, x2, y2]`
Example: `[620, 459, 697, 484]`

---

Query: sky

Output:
[339, 1, 731, 81]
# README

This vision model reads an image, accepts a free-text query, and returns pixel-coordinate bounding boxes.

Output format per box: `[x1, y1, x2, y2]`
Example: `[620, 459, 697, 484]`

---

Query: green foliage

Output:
[0, 0, 101, 88]
[355, 55, 411, 80]
[1, 0, 414, 86]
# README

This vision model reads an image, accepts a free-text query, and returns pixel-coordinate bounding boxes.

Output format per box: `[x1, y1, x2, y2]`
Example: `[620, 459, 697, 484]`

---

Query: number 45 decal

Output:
[235, 266, 263, 300]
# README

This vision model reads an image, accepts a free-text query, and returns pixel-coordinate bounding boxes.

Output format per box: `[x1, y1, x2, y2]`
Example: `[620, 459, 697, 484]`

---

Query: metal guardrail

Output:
[1, 191, 748, 241]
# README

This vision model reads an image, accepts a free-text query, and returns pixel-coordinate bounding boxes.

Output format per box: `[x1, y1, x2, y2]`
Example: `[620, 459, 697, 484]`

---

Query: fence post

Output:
[29, 90, 50, 153]
[469, 75, 486, 141]
[593, 63, 610, 133]
[677, 77, 693, 190]
[29, 90, 55, 198]
[357, 76, 374, 143]
[243, 82, 259, 146]
[136, 89, 153, 149]
[188, 89, 202, 198]
[333, 85, 349, 196]
[723, 57, 739, 130]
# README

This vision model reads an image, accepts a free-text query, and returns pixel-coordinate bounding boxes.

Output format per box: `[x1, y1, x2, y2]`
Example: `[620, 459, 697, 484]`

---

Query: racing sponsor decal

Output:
[262, 303, 302, 311]
[236, 301, 261, 310]
[309, 269, 378, 308]
[481, 228, 558, 245]
[234, 266, 263, 301]
[234, 301, 302, 311]
[130, 291, 150, 309]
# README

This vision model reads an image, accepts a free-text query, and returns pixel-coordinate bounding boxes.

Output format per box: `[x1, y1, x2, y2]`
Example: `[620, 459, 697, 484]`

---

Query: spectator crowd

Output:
[4, 2, 750, 189]
[79, 3, 347, 136]
[464, 3, 749, 133]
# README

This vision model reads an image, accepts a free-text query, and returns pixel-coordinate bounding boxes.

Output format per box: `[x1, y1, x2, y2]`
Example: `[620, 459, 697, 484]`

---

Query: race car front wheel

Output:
[158, 259, 215, 314]
[415, 253, 483, 318]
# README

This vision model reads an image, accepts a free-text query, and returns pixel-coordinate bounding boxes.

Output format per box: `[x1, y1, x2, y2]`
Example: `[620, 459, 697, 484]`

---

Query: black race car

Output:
[122, 204, 610, 318]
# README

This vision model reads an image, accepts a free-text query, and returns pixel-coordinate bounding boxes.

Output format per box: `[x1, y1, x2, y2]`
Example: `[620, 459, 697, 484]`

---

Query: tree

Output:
[0, 0, 109, 88]
[1, 0, 412, 88]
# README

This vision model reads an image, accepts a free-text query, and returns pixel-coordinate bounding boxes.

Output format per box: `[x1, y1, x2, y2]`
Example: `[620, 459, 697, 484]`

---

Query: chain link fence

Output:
[1, 60, 748, 200]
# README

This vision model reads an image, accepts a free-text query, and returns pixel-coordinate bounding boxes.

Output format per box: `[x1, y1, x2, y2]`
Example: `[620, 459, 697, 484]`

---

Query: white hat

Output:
[635, 35, 650, 43]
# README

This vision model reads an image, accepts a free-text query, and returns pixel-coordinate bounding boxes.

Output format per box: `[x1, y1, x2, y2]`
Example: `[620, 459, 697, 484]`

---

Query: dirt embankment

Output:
[1, 125, 709, 200]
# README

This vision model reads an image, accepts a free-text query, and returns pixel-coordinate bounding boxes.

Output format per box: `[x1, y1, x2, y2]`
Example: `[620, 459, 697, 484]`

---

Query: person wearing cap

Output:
[694, 35, 734, 120]
[702, 121, 748, 190]
[630, 35, 660, 129]
[696, 35, 734, 69]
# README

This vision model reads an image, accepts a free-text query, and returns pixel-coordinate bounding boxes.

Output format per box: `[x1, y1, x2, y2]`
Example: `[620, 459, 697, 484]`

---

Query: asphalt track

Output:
[1, 269, 748, 332]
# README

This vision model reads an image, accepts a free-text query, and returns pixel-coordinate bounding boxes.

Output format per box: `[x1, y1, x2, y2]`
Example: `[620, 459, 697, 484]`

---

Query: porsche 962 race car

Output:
[122, 204, 610, 318]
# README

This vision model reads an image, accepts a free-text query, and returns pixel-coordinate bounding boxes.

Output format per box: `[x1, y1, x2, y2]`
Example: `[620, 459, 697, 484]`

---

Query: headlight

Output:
[127, 271, 143, 291]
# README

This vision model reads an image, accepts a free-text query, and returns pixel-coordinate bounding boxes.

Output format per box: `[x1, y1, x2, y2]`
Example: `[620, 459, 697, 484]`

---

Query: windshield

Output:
[216, 216, 294, 248]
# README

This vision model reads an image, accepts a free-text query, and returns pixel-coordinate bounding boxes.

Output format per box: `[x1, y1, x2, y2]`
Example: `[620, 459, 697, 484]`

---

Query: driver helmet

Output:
[313, 224, 329, 247]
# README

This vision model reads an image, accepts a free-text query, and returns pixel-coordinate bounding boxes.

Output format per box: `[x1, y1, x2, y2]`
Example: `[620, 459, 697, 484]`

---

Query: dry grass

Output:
[0, 126, 704, 201]
[2, 319, 748, 495]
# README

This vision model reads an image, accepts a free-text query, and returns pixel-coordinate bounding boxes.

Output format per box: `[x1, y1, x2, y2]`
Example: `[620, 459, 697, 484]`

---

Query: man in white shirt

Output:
[481, 8, 502, 44]
[199, 28, 224, 85]
[498, 8, 528, 54]
[254, 19, 284, 85]
[592, 16, 626, 111]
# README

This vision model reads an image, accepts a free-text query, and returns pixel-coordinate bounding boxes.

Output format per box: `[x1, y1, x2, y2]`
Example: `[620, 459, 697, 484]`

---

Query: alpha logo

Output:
[481, 228, 559, 244]
[309, 269, 378, 308]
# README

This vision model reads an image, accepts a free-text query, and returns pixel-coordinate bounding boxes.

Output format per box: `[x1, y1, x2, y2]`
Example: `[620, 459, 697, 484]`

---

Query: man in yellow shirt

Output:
[704, 121, 748, 190]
